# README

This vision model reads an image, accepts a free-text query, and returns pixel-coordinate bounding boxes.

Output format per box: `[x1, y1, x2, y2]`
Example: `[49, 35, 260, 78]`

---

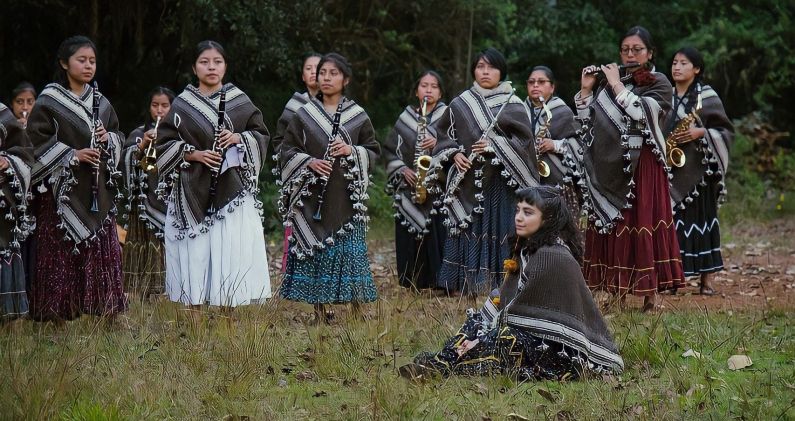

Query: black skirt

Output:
[1, 253, 29, 320]
[675, 176, 724, 276]
[395, 213, 446, 289]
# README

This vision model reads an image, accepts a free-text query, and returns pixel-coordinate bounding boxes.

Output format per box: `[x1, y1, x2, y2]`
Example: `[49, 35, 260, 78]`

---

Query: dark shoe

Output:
[398, 362, 432, 380]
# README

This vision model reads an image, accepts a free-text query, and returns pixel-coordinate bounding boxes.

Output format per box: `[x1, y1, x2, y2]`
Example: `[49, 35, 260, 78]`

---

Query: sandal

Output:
[699, 286, 716, 296]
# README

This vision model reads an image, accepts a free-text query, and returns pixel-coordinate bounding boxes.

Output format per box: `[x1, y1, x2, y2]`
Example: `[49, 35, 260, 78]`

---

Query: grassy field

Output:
[1, 281, 793, 420]
[2, 216, 794, 420]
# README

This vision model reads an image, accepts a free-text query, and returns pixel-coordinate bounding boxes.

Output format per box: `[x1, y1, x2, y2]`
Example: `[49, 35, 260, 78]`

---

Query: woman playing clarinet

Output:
[155, 41, 271, 309]
[279, 53, 380, 323]
[27, 36, 127, 321]
[120, 87, 174, 298]
[429, 48, 539, 296]
[383, 70, 447, 290]
[666, 47, 733, 295]
[575, 26, 684, 312]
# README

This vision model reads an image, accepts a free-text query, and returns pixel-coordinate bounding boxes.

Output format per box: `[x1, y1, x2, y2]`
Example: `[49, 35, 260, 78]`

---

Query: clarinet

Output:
[207, 88, 227, 216]
[89, 81, 101, 213]
[312, 100, 345, 221]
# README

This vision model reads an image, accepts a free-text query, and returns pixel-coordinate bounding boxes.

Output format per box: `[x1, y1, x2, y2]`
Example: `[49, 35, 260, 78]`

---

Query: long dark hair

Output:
[672, 46, 706, 113]
[620, 26, 655, 69]
[144, 86, 175, 126]
[54, 35, 97, 88]
[470, 48, 508, 82]
[508, 186, 583, 264]
[314, 53, 353, 101]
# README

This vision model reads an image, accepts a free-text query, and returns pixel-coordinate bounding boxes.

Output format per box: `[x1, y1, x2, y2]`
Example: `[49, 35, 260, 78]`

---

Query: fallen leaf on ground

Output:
[537, 388, 558, 403]
[473, 383, 488, 396]
[682, 349, 702, 359]
[728, 355, 753, 370]
[507, 414, 529, 421]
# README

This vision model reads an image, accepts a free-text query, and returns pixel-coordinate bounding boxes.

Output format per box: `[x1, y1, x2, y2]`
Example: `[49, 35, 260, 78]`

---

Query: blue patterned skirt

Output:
[280, 221, 376, 304]
[437, 174, 515, 294]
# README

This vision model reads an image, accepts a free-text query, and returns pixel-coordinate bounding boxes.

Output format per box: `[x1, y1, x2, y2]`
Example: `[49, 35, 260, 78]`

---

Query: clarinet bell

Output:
[90, 194, 99, 213]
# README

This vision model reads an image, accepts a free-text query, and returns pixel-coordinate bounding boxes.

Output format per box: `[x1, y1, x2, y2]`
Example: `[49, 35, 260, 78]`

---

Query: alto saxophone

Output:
[412, 96, 432, 204]
[534, 96, 552, 178]
[666, 84, 703, 168]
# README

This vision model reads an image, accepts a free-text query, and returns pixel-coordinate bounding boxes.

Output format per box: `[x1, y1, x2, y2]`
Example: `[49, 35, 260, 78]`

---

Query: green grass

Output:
[2, 287, 793, 420]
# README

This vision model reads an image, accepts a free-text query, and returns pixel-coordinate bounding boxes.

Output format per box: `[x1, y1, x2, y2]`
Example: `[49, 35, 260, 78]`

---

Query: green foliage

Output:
[1, 0, 793, 227]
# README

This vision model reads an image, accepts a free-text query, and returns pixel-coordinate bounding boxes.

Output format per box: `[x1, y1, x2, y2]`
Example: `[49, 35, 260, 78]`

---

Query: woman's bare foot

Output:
[642, 294, 661, 313]
[700, 273, 716, 295]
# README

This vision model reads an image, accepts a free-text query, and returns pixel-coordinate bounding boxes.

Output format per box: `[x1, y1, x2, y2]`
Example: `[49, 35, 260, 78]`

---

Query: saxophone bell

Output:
[412, 155, 432, 204]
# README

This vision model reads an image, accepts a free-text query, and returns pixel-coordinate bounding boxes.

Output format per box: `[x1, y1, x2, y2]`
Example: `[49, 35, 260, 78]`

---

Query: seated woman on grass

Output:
[402, 186, 624, 380]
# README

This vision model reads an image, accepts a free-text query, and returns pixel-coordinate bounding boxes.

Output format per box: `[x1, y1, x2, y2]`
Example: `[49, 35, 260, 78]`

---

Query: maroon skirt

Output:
[29, 194, 127, 321]
[583, 146, 685, 296]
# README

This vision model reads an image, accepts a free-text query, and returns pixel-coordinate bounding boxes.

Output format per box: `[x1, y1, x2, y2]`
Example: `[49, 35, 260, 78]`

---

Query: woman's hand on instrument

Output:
[674, 126, 706, 144]
[580, 65, 599, 93]
[601, 63, 621, 89]
[186, 149, 222, 169]
[0, 157, 9, 171]
[471, 138, 491, 154]
[456, 339, 480, 357]
[537, 138, 556, 154]
[17, 116, 27, 128]
[76, 148, 102, 166]
[453, 152, 471, 172]
[420, 135, 437, 151]
[402, 167, 417, 187]
[139, 129, 157, 150]
[329, 137, 351, 157]
[218, 129, 241, 149]
[308, 158, 333, 177]
[94, 123, 109, 143]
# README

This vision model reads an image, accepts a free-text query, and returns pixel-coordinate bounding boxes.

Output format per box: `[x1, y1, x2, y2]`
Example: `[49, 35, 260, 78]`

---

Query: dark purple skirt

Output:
[29, 194, 127, 321]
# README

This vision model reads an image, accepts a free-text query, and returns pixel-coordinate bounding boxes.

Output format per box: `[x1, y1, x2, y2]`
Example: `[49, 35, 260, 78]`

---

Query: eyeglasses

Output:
[620, 47, 647, 56]
[526, 79, 551, 86]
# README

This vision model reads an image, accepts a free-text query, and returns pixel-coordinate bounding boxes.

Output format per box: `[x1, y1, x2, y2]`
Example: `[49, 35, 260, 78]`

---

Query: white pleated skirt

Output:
[165, 193, 271, 306]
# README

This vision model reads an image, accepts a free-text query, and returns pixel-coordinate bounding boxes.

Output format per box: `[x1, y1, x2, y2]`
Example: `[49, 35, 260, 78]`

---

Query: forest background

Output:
[1, 0, 793, 229]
